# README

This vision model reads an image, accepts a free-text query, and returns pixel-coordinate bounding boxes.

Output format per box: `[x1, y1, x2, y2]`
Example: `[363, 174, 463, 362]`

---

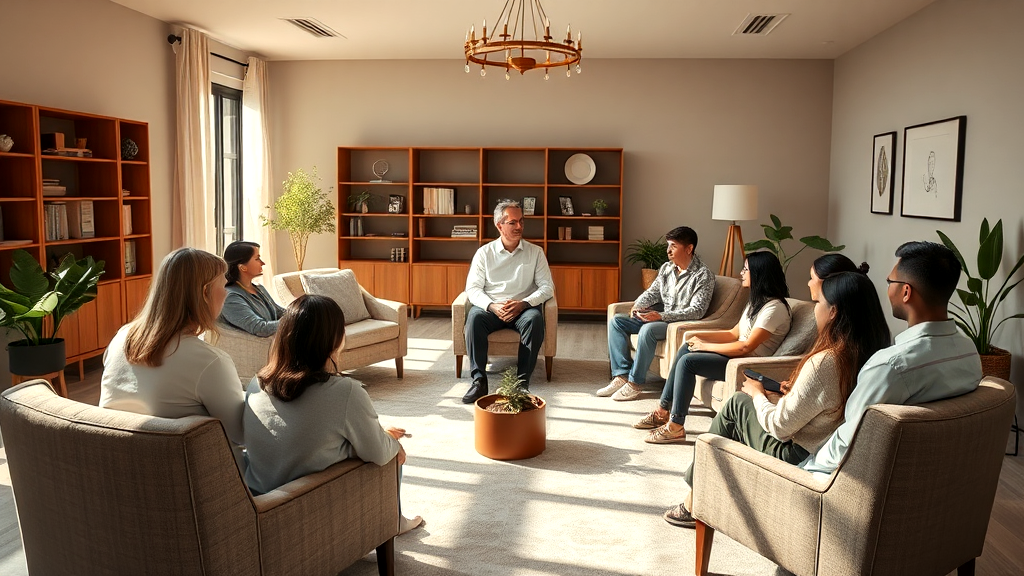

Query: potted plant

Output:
[592, 198, 608, 216]
[261, 167, 336, 270]
[625, 236, 669, 290]
[348, 189, 373, 214]
[743, 214, 844, 273]
[0, 250, 105, 376]
[474, 367, 546, 460]
[937, 218, 1024, 380]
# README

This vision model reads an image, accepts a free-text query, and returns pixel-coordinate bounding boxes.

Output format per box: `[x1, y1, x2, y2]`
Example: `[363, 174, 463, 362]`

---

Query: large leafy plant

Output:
[0, 250, 105, 345]
[625, 236, 669, 270]
[744, 214, 844, 273]
[261, 167, 336, 270]
[937, 219, 1024, 354]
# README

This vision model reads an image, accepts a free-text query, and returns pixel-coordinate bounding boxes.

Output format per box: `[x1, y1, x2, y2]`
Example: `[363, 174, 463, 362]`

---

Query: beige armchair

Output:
[452, 292, 558, 381]
[690, 297, 818, 412]
[275, 268, 408, 378]
[606, 275, 748, 380]
[692, 376, 1016, 576]
[206, 324, 273, 386]
[0, 380, 400, 576]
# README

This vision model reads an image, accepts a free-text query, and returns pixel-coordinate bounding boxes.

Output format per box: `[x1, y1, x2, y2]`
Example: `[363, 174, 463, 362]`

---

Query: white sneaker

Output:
[597, 375, 628, 397]
[612, 381, 643, 401]
[399, 514, 424, 535]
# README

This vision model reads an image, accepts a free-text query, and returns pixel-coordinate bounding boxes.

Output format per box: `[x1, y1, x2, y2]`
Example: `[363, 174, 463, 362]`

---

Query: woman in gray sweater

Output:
[220, 241, 285, 337]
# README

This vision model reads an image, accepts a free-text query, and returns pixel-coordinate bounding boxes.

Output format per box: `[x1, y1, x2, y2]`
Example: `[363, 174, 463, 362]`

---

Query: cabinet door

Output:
[340, 260, 376, 292]
[55, 311, 81, 358]
[75, 299, 100, 354]
[446, 264, 470, 305]
[124, 277, 151, 322]
[549, 267, 582, 308]
[96, 282, 124, 348]
[374, 262, 409, 304]
[581, 269, 620, 310]
[411, 265, 449, 305]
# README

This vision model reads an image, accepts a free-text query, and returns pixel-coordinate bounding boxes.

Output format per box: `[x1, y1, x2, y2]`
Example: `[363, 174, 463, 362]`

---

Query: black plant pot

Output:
[8, 339, 66, 376]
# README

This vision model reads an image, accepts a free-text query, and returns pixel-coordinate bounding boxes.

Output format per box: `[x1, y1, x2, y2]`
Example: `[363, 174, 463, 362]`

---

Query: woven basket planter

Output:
[980, 346, 1012, 381]
[641, 268, 659, 291]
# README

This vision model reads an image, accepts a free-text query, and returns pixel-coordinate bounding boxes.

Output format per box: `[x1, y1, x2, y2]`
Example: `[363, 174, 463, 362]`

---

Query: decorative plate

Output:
[564, 153, 596, 185]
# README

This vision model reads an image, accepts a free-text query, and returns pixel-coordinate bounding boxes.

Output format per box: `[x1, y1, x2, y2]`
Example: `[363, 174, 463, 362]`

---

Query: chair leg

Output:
[695, 520, 714, 576]
[395, 357, 403, 379]
[957, 558, 976, 576]
[376, 536, 395, 576]
[455, 355, 463, 378]
[545, 356, 553, 381]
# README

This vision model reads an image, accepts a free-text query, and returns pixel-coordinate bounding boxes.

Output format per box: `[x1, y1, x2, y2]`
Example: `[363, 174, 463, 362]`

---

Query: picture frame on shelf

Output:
[522, 196, 537, 216]
[871, 131, 896, 215]
[388, 194, 405, 214]
[900, 115, 967, 222]
[559, 196, 574, 216]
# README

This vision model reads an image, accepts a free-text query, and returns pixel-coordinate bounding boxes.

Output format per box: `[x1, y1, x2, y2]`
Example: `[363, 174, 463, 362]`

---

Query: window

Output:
[212, 84, 242, 255]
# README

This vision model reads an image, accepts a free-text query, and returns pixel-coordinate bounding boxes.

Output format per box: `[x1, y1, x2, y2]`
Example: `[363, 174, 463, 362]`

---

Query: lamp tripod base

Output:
[718, 223, 746, 277]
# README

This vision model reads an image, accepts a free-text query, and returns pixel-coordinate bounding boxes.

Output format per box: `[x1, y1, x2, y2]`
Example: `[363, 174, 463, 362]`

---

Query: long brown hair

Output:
[124, 248, 227, 367]
[257, 294, 346, 401]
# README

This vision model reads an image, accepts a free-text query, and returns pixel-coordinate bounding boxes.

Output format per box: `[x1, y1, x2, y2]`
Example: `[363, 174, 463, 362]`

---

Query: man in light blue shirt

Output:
[462, 200, 555, 403]
[800, 240, 982, 476]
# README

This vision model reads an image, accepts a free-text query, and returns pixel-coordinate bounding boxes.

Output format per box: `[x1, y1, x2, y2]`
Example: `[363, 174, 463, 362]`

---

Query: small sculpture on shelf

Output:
[121, 138, 139, 160]
[0, 134, 14, 153]
[349, 189, 373, 213]
[371, 159, 391, 183]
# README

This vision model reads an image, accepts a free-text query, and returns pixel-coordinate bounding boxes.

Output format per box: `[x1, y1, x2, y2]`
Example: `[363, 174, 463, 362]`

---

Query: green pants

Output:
[683, 392, 810, 488]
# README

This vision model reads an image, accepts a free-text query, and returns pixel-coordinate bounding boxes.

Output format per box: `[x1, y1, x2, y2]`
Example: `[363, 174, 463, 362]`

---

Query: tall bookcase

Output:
[0, 99, 153, 377]
[337, 147, 622, 314]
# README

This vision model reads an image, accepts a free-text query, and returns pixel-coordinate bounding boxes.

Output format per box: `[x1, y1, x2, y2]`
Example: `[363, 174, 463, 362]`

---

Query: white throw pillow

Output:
[299, 269, 371, 325]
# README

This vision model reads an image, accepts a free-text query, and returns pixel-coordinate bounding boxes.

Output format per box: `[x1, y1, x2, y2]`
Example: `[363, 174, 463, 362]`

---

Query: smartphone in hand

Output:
[742, 368, 783, 393]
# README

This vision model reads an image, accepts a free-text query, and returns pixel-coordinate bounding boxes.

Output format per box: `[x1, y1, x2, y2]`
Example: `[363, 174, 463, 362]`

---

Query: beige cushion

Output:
[300, 269, 371, 324]
[344, 318, 400, 349]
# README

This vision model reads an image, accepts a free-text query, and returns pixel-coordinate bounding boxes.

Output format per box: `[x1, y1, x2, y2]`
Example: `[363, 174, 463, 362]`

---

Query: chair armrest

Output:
[723, 356, 803, 389]
[543, 296, 558, 356]
[607, 301, 634, 321]
[362, 288, 404, 323]
[452, 291, 469, 343]
[253, 458, 367, 512]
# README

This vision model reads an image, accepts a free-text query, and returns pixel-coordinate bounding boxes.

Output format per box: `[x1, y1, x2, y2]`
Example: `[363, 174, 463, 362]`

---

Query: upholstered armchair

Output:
[451, 292, 558, 381]
[606, 275, 748, 380]
[690, 297, 817, 412]
[0, 380, 400, 576]
[692, 377, 1016, 576]
[274, 268, 408, 378]
[205, 324, 273, 386]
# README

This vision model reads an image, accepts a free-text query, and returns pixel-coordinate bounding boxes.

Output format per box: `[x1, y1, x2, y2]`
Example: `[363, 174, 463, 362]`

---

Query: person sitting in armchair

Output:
[461, 200, 554, 404]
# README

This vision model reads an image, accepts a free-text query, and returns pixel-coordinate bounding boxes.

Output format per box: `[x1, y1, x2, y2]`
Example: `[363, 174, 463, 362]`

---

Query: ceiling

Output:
[111, 0, 936, 61]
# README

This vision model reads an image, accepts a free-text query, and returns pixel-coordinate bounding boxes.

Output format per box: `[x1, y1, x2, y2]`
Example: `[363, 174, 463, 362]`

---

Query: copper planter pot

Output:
[474, 394, 546, 460]
[980, 346, 1012, 381]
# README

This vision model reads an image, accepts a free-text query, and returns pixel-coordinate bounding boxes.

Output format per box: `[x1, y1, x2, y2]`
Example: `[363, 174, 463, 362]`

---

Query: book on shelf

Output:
[122, 204, 133, 235]
[43, 185, 67, 197]
[124, 239, 137, 275]
[65, 200, 95, 239]
[588, 225, 605, 241]
[422, 187, 456, 215]
[451, 223, 478, 238]
[390, 247, 408, 262]
[0, 239, 32, 247]
[42, 148, 93, 158]
[44, 202, 69, 241]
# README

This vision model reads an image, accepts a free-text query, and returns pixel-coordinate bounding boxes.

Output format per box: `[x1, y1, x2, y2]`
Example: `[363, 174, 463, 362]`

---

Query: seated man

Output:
[461, 200, 555, 404]
[601, 226, 714, 400]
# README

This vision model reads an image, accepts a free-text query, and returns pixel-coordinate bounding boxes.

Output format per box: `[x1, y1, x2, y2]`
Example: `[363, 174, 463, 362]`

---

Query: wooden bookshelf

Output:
[0, 99, 153, 377]
[337, 146, 623, 314]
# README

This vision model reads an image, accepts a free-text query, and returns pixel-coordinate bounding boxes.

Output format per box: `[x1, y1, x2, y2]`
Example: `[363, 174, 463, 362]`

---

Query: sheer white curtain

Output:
[242, 56, 276, 280]
[171, 28, 215, 251]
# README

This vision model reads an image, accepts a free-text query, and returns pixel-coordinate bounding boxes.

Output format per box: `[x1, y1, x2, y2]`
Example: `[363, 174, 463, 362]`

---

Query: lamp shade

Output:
[712, 185, 759, 221]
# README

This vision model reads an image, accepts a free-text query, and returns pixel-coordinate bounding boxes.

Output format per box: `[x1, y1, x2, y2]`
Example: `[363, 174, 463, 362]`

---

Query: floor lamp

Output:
[712, 185, 759, 277]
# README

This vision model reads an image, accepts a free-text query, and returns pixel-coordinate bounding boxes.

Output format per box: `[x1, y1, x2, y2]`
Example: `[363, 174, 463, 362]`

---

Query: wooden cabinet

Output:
[55, 281, 124, 378]
[340, 259, 409, 303]
[338, 146, 623, 312]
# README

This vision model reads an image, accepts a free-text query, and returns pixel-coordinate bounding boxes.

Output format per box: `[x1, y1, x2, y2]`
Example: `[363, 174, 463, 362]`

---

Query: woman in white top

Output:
[100, 248, 244, 447]
[635, 251, 792, 444]
[243, 294, 423, 534]
[664, 269, 891, 528]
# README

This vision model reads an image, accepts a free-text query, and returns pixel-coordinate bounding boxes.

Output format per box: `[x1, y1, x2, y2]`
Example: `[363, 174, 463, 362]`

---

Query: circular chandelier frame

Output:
[464, 0, 583, 76]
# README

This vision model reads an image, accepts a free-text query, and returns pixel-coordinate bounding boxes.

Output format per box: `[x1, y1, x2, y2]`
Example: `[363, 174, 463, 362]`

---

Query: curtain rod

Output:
[167, 34, 249, 68]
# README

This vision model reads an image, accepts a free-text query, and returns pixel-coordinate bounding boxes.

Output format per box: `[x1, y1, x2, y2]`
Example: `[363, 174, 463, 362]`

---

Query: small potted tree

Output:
[0, 250, 105, 376]
[261, 167, 336, 270]
[592, 198, 608, 216]
[625, 236, 669, 290]
[474, 367, 546, 460]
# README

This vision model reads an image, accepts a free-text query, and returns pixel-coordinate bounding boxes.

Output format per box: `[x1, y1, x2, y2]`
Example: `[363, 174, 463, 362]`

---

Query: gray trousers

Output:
[464, 304, 544, 387]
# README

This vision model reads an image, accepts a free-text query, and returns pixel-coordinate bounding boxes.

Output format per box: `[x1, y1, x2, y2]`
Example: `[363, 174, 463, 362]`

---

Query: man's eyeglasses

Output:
[501, 219, 523, 227]
[886, 278, 914, 291]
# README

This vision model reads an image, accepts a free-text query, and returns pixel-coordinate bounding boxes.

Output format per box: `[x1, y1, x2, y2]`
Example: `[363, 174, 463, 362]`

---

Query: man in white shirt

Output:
[462, 200, 555, 404]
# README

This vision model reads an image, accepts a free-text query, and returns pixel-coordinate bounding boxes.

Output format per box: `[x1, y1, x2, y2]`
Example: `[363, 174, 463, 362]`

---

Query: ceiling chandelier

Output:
[464, 0, 583, 80]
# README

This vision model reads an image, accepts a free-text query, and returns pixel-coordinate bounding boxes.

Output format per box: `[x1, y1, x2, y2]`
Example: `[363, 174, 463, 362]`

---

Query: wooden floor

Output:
[2, 317, 1023, 575]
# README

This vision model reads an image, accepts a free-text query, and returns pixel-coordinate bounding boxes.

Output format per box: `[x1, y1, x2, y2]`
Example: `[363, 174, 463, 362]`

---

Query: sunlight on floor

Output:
[380, 337, 452, 371]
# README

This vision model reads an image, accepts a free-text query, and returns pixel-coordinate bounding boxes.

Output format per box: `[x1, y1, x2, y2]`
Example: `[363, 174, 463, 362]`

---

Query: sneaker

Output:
[399, 514, 424, 535]
[597, 375, 627, 397]
[611, 381, 643, 401]
[663, 503, 695, 528]
[633, 411, 668, 429]
[645, 423, 687, 444]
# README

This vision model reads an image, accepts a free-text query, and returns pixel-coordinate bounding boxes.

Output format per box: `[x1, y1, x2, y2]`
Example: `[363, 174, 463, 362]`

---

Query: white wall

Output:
[829, 0, 1024, 409]
[267, 58, 835, 299]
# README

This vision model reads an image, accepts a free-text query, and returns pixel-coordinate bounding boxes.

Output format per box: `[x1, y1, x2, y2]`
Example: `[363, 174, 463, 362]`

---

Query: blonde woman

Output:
[100, 248, 244, 448]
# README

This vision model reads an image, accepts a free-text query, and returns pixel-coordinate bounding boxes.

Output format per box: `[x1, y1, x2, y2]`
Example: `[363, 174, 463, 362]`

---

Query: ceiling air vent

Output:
[281, 18, 345, 39]
[733, 13, 790, 36]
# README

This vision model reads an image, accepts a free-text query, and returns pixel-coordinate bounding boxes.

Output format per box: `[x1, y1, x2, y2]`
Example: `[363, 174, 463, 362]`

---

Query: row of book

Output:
[43, 178, 67, 197]
[422, 187, 457, 215]
[45, 201, 97, 240]
[390, 247, 408, 262]
[125, 239, 138, 274]
[451, 224, 478, 238]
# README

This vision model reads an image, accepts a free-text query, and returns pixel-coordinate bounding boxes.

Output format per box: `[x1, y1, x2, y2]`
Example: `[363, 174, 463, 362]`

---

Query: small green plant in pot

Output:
[743, 214, 844, 273]
[261, 167, 336, 270]
[487, 366, 539, 414]
[474, 366, 546, 460]
[592, 198, 608, 216]
[625, 236, 669, 289]
[348, 189, 373, 213]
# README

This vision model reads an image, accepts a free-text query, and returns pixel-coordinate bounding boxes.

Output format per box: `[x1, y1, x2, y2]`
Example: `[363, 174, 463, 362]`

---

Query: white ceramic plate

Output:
[565, 153, 596, 185]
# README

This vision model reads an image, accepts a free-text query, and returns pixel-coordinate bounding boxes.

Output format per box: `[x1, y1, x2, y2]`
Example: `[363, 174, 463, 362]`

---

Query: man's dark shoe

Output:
[663, 503, 696, 528]
[461, 379, 488, 404]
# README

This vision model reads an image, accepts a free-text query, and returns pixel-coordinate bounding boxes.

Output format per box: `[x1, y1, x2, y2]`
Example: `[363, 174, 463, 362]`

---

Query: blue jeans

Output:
[659, 344, 730, 426]
[607, 314, 667, 384]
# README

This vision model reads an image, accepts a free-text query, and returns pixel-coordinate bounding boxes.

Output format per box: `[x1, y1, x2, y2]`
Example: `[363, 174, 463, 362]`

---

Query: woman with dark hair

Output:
[220, 240, 285, 337]
[664, 270, 891, 528]
[634, 251, 792, 444]
[243, 294, 423, 533]
[808, 253, 870, 301]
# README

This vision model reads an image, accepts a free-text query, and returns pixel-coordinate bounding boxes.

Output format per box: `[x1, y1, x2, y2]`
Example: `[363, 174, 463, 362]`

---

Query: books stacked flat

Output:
[43, 148, 93, 158]
[390, 247, 408, 262]
[451, 224, 478, 238]
[43, 178, 67, 197]
[423, 187, 456, 215]
[44, 202, 69, 241]
[66, 200, 95, 239]
[125, 240, 137, 275]
[588, 225, 605, 241]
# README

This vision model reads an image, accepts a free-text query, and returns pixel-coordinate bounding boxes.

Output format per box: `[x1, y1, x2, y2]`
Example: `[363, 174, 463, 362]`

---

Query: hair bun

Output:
[857, 262, 870, 275]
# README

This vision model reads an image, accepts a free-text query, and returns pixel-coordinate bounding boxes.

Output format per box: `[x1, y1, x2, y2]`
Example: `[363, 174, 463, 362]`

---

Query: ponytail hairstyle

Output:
[812, 253, 869, 278]
[223, 241, 260, 285]
[745, 251, 790, 320]
[257, 294, 346, 402]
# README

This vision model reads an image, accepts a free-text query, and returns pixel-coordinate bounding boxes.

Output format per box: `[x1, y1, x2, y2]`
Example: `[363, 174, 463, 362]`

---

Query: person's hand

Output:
[687, 338, 705, 351]
[637, 311, 662, 322]
[488, 302, 504, 316]
[741, 376, 765, 398]
[497, 300, 528, 322]
[396, 443, 407, 466]
[385, 426, 406, 440]
[778, 380, 792, 395]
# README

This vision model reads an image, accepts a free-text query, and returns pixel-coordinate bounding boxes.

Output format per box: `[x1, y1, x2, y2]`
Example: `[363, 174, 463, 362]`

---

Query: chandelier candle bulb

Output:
[465, 0, 581, 77]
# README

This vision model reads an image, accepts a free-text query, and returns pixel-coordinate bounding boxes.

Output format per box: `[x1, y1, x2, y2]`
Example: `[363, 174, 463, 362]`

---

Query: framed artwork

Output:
[559, 196, 574, 216]
[901, 115, 967, 222]
[387, 194, 405, 214]
[871, 131, 897, 215]
[522, 196, 537, 216]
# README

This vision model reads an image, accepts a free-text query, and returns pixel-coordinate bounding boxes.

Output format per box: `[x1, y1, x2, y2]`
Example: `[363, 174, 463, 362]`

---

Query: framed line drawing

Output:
[901, 115, 967, 222]
[871, 131, 897, 215]
[522, 196, 537, 216]
[559, 196, 574, 216]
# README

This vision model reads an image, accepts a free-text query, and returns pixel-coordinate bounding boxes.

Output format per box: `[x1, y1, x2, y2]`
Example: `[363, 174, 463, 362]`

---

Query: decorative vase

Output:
[0, 134, 13, 153]
[595, 207, 606, 216]
[641, 268, 659, 290]
[8, 339, 67, 376]
[474, 394, 546, 460]
[980, 346, 1012, 381]
[360, 202, 369, 214]
[121, 138, 139, 160]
